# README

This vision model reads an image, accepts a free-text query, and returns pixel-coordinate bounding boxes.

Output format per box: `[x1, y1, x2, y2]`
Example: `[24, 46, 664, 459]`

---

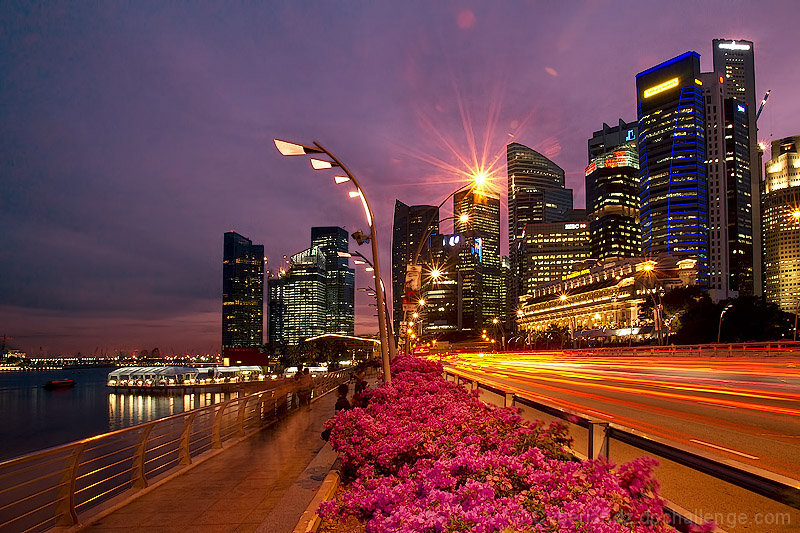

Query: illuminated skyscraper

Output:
[282, 247, 328, 345]
[391, 201, 438, 333]
[222, 232, 264, 352]
[585, 120, 640, 260]
[521, 214, 590, 294]
[763, 136, 800, 311]
[311, 226, 355, 335]
[454, 188, 502, 328]
[636, 51, 708, 283]
[421, 234, 464, 333]
[713, 39, 761, 294]
[701, 72, 753, 300]
[507, 142, 573, 300]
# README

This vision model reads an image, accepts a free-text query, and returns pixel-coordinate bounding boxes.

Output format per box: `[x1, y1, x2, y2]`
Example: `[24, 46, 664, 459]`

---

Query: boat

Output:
[43, 379, 76, 390]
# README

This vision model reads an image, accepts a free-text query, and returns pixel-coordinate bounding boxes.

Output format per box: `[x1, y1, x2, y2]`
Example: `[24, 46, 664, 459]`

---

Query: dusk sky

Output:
[1, 1, 797, 355]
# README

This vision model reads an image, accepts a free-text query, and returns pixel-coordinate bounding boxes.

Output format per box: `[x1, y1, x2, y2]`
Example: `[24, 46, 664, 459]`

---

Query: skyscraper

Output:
[701, 71, 753, 299]
[454, 188, 503, 328]
[636, 51, 709, 283]
[712, 38, 761, 294]
[585, 120, 640, 260]
[222, 232, 264, 352]
[391, 201, 439, 333]
[282, 247, 328, 345]
[507, 142, 573, 300]
[521, 214, 590, 294]
[762, 136, 800, 311]
[421, 233, 464, 333]
[311, 226, 355, 335]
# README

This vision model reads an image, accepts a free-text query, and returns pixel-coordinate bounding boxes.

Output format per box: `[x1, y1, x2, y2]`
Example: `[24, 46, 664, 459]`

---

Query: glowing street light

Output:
[274, 138, 394, 383]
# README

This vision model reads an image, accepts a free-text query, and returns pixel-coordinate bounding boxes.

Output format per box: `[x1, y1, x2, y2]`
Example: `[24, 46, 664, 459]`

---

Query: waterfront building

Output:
[701, 72, 753, 300]
[454, 188, 503, 329]
[585, 139, 640, 261]
[507, 142, 573, 301]
[391, 201, 438, 333]
[222, 232, 264, 352]
[713, 38, 762, 294]
[636, 52, 709, 284]
[282, 247, 328, 345]
[521, 214, 590, 295]
[516, 254, 699, 340]
[311, 227, 355, 335]
[763, 136, 800, 312]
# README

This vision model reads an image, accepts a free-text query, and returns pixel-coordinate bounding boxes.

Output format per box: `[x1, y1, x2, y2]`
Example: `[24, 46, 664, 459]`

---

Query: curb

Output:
[292, 462, 341, 533]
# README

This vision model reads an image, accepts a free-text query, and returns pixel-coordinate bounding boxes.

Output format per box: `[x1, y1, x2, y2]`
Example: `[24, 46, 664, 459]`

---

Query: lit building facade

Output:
[588, 119, 638, 160]
[391, 201, 438, 333]
[585, 143, 640, 260]
[282, 247, 328, 345]
[763, 136, 800, 312]
[701, 71, 753, 300]
[222, 232, 264, 352]
[521, 217, 590, 295]
[420, 233, 464, 333]
[454, 188, 503, 329]
[507, 142, 573, 300]
[516, 255, 699, 338]
[311, 226, 355, 335]
[636, 51, 709, 284]
[713, 38, 761, 294]
[266, 274, 287, 347]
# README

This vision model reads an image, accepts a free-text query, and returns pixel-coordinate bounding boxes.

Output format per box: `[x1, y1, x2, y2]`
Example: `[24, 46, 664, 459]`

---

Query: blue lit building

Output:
[636, 52, 708, 284]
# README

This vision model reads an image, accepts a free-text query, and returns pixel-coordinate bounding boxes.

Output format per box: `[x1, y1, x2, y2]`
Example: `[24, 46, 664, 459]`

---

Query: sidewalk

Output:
[81, 389, 340, 533]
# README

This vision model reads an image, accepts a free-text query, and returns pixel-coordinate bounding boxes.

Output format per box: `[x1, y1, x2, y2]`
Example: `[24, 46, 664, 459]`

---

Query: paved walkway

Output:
[81, 388, 341, 533]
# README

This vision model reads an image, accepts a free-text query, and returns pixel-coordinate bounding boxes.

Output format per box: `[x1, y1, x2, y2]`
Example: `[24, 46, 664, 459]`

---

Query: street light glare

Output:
[459, 213, 469, 223]
[274, 139, 322, 156]
[431, 268, 442, 279]
[474, 172, 487, 187]
[559, 294, 568, 301]
[792, 210, 800, 220]
[418, 298, 425, 306]
[311, 158, 334, 170]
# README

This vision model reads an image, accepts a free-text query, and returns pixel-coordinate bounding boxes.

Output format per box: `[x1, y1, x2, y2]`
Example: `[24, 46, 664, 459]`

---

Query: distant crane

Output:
[756, 90, 771, 121]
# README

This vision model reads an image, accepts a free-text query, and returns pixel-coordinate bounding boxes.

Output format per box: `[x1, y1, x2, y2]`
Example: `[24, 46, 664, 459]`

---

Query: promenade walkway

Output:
[80, 388, 340, 533]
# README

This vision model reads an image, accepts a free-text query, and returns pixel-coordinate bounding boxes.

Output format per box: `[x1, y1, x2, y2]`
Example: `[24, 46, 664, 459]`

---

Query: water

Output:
[0, 368, 240, 462]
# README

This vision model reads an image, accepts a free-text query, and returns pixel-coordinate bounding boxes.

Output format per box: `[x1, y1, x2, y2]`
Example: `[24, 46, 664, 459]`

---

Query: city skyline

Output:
[2, 2, 799, 354]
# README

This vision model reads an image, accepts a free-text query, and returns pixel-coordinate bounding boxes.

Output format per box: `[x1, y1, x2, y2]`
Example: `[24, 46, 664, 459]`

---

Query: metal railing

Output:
[501, 340, 800, 357]
[443, 368, 800, 532]
[0, 371, 350, 533]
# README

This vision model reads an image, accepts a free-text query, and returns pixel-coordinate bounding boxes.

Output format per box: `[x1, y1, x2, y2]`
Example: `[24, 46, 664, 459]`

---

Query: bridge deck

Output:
[80, 390, 339, 533]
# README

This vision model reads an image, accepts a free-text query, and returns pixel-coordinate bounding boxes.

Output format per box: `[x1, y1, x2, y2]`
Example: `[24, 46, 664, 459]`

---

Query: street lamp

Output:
[343, 251, 395, 350]
[492, 317, 506, 351]
[717, 302, 733, 343]
[274, 139, 393, 384]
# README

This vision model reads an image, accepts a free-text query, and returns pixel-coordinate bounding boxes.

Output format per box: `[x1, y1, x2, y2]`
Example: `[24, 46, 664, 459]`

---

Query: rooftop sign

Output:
[643, 77, 679, 98]
[718, 41, 751, 51]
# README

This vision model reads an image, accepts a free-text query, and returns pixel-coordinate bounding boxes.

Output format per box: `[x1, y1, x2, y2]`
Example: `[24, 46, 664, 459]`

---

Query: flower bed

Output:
[320, 356, 709, 532]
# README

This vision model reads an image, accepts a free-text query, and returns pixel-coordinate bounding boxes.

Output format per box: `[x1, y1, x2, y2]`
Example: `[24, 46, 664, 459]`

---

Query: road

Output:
[444, 351, 800, 479]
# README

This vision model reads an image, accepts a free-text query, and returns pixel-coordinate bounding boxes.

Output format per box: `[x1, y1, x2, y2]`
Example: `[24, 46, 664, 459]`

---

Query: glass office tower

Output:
[222, 232, 264, 351]
[636, 51, 708, 284]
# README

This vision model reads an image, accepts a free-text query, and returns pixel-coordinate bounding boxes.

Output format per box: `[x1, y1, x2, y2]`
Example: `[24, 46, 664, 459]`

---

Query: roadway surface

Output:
[444, 351, 800, 532]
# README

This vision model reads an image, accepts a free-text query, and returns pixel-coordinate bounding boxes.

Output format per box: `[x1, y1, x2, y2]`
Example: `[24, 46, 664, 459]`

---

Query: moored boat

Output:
[43, 379, 75, 390]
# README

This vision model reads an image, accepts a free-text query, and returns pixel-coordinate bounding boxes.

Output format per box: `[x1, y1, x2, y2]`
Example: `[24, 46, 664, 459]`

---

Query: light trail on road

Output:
[443, 351, 800, 479]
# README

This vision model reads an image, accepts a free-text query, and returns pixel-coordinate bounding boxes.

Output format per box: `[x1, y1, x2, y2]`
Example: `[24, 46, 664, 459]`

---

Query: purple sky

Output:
[1, 1, 797, 356]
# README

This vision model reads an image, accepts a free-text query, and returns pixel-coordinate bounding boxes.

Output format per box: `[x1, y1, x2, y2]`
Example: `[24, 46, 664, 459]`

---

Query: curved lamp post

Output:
[274, 139, 393, 384]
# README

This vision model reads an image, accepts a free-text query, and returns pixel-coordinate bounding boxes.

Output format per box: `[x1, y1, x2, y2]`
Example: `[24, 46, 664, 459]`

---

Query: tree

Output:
[718, 296, 793, 342]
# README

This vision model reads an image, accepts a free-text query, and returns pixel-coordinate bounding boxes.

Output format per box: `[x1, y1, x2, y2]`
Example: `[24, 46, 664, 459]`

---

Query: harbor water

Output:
[0, 367, 241, 462]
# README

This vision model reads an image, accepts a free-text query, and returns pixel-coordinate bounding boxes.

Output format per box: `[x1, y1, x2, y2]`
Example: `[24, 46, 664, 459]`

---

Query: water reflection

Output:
[107, 390, 239, 430]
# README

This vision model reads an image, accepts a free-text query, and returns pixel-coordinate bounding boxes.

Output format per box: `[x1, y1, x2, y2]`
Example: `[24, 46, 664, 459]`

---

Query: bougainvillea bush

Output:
[320, 356, 688, 532]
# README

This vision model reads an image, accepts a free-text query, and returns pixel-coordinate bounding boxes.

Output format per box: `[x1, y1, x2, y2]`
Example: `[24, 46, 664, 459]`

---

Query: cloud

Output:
[545, 67, 558, 77]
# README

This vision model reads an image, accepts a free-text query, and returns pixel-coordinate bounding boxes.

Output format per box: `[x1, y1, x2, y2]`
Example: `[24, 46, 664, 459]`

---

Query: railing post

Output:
[237, 397, 248, 437]
[472, 380, 478, 392]
[212, 399, 234, 449]
[179, 413, 195, 466]
[504, 392, 514, 407]
[54, 442, 86, 527]
[588, 422, 609, 459]
[453, 375, 460, 385]
[131, 425, 154, 489]
[255, 392, 263, 424]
